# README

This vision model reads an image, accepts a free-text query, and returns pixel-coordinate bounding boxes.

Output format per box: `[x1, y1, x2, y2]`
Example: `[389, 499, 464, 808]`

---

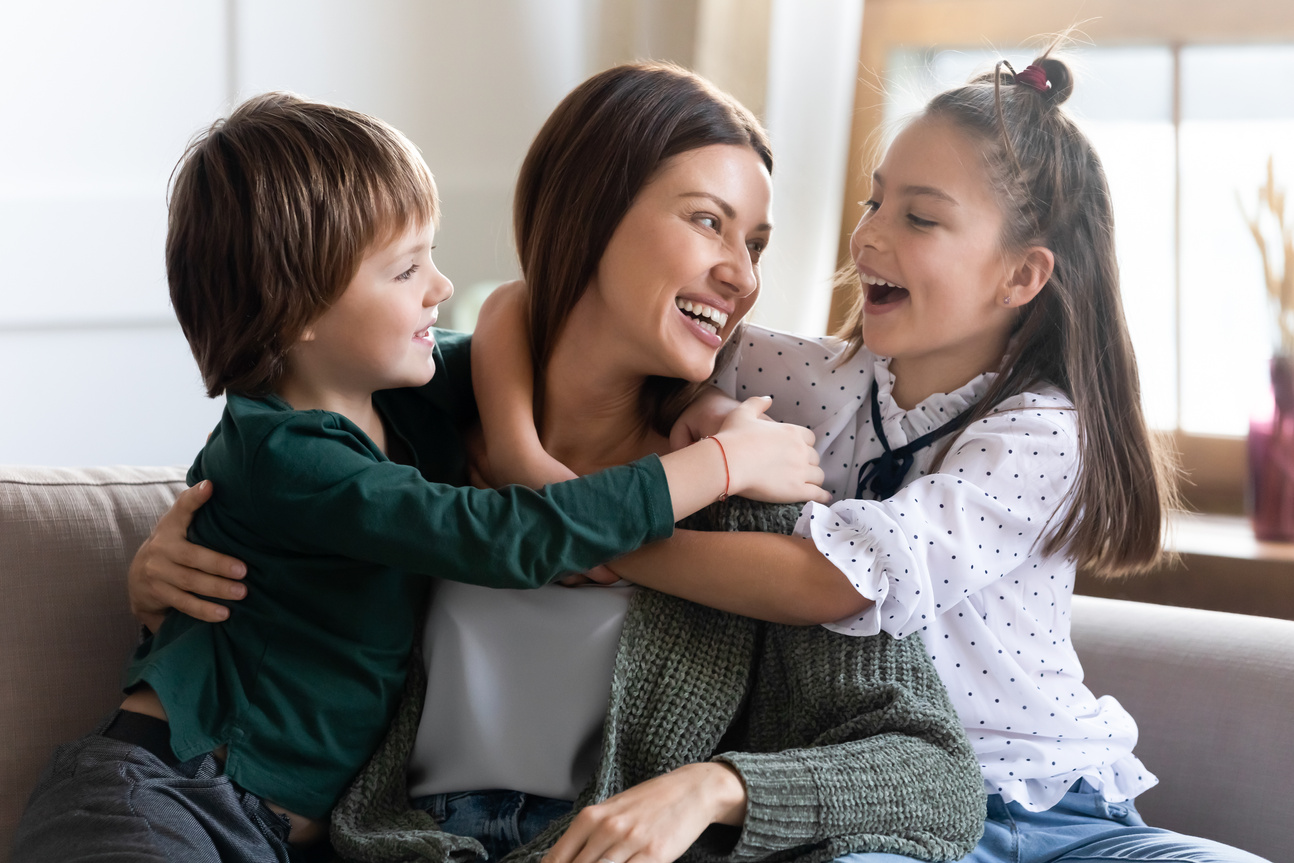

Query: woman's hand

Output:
[128, 480, 247, 631]
[668, 386, 744, 451]
[717, 397, 831, 505]
[543, 763, 745, 863]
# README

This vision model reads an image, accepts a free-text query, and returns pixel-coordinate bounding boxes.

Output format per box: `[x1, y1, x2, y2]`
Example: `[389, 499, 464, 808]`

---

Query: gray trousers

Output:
[12, 712, 295, 862]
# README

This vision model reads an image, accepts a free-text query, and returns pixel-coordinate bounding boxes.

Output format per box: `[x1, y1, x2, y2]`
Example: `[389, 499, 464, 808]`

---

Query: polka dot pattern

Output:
[711, 325, 1156, 812]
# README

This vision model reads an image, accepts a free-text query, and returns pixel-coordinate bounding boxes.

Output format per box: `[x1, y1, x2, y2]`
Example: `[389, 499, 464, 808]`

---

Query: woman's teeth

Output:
[676, 299, 728, 335]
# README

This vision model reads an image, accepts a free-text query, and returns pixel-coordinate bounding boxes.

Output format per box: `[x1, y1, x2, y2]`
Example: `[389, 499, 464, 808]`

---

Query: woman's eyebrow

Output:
[677, 191, 773, 231]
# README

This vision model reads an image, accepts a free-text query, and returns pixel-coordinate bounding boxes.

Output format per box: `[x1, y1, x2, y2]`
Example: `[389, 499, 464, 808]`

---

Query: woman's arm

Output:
[541, 763, 745, 863]
[611, 529, 870, 626]
[128, 481, 247, 628]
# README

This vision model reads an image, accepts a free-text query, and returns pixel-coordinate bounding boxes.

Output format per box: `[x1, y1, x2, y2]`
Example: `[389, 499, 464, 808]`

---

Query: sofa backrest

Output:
[1, 465, 186, 857]
[2, 464, 1292, 861]
[1072, 593, 1294, 861]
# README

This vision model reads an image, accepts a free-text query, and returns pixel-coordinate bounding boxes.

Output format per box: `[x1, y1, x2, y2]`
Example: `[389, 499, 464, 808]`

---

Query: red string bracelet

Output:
[703, 435, 730, 501]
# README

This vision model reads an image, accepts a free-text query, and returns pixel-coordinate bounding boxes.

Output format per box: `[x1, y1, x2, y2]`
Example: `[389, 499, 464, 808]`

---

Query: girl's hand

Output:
[127, 480, 247, 630]
[668, 387, 744, 451]
[717, 397, 831, 505]
[542, 763, 745, 863]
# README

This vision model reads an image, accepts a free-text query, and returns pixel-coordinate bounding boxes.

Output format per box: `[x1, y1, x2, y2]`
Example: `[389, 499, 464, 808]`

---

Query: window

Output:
[839, 0, 1294, 510]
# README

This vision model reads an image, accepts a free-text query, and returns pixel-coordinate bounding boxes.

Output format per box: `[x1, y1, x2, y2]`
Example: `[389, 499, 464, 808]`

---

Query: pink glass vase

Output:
[1249, 356, 1294, 541]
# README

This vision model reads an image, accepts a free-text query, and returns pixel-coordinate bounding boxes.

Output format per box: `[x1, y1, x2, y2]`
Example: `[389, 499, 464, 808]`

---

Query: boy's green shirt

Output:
[123, 329, 674, 818]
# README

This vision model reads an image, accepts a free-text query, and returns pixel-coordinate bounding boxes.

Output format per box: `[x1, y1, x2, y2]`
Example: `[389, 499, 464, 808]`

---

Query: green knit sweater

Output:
[331, 500, 985, 863]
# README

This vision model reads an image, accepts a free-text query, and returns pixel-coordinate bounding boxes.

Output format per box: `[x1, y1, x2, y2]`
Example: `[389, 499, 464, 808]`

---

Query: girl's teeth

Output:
[860, 272, 901, 289]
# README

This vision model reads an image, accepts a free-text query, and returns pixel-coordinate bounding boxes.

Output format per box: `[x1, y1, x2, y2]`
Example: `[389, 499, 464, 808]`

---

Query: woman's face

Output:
[583, 143, 773, 383]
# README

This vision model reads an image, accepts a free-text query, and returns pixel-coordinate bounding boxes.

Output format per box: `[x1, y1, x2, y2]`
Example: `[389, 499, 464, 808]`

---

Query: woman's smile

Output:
[582, 143, 773, 383]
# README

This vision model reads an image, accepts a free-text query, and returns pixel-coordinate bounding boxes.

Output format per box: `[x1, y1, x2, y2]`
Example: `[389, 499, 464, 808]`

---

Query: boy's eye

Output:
[395, 264, 420, 282]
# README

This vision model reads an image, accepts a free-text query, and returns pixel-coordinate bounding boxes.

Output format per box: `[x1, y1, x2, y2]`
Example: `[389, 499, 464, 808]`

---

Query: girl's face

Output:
[851, 114, 1022, 379]
[581, 143, 773, 383]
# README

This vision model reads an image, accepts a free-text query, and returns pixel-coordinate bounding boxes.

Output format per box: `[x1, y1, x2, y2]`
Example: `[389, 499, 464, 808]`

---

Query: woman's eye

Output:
[747, 240, 767, 263]
[694, 213, 720, 231]
[907, 214, 937, 228]
[395, 264, 420, 282]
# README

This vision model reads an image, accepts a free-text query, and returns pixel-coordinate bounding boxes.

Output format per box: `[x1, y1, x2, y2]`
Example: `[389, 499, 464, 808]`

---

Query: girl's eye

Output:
[395, 264, 420, 282]
[907, 214, 937, 228]
[861, 199, 880, 213]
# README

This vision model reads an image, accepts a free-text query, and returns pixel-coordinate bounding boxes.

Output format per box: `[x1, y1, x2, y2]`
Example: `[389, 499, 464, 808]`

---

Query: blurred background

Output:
[3, 0, 1293, 517]
[0, 0, 861, 466]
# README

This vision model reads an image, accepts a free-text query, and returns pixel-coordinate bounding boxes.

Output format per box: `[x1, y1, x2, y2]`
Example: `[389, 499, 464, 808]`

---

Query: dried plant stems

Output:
[1238, 156, 1294, 356]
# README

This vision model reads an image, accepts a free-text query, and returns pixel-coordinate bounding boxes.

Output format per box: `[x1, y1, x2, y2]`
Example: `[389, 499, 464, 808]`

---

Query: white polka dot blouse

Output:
[711, 324, 1156, 812]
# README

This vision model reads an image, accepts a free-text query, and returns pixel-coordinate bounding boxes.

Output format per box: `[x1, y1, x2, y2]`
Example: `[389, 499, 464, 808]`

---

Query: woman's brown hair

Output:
[167, 92, 438, 398]
[837, 51, 1178, 576]
[514, 62, 772, 435]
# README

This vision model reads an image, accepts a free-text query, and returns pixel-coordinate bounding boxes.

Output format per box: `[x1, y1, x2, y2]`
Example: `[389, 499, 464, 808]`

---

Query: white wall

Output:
[0, 0, 602, 466]
[0, 0, 862, 466]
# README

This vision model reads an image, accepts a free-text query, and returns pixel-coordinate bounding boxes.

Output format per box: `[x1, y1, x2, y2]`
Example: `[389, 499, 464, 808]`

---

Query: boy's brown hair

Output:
[167, 92, 438, 398]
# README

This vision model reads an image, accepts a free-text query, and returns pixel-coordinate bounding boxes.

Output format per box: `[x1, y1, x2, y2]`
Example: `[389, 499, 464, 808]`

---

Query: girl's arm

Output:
[470, 280, 576, 487]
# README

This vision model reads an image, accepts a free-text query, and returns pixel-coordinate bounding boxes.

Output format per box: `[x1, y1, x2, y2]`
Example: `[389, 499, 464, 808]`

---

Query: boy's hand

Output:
[128, 480, 248, 630]
[716, 397, 830, 505]
[668, 386, 744, 452]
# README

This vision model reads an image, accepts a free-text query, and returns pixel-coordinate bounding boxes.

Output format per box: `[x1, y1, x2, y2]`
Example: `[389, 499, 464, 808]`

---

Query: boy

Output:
[12, 93, 819, 861]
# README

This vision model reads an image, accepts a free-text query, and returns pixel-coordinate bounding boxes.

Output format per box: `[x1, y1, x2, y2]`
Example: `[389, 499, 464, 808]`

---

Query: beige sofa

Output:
[3, 464, 1293, 862]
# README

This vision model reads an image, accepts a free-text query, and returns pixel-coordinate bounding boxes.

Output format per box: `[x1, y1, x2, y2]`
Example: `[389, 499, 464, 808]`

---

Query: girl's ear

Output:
[1004, 246, 1055, 307]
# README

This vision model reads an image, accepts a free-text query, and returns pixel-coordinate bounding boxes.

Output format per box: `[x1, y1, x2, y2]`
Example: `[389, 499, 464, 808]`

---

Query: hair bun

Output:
[1035, 56, 1073, 106]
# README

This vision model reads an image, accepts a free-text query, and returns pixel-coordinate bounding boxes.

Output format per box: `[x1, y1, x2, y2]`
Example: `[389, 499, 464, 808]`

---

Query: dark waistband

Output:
[101, 709, 181, 768]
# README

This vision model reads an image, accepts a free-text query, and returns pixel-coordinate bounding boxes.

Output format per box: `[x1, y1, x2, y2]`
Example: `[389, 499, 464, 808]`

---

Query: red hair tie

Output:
[1015, 64, 1051, 93]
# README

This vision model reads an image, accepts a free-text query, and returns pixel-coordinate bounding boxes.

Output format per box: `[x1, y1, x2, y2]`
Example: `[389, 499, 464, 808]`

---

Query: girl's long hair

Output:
[838, 50, 1179, 576]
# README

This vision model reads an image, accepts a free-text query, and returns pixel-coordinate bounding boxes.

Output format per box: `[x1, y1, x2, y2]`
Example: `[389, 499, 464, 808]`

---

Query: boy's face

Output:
[293, 221, 453, 398]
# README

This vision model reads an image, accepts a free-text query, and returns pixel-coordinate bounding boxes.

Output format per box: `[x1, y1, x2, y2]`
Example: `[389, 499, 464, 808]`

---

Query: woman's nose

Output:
[716, 242, 759, 298]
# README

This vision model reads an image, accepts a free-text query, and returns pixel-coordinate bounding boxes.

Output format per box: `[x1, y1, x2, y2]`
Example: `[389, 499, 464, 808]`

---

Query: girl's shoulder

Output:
[726, 324, 872, 379]
[956, 385, 1078, 449]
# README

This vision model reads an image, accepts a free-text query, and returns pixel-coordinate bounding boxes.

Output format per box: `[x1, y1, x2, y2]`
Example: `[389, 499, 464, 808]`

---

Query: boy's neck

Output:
[275, 378, 386, 453]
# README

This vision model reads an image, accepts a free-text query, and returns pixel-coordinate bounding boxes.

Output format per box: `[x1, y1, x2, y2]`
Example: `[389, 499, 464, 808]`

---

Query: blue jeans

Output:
[836, 781, 1271, 863]
[414, 789, 574, 860]
[13, 712, 299, 862]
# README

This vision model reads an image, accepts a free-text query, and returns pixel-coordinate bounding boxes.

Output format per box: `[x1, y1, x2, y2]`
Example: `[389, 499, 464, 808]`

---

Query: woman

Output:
[130, 63, 985, 863]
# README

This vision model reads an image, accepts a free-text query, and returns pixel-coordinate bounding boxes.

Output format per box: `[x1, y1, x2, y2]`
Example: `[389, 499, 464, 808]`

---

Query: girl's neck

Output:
[887, 337, 1008, 410]
[539, 330, 666, 475]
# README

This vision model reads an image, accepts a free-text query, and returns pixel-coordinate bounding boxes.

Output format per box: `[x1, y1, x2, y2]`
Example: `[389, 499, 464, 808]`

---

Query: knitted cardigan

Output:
[331, 500, 986, 863]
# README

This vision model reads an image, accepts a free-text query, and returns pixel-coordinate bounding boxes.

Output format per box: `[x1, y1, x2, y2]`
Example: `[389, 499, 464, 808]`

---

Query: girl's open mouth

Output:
[860, 271, 909, 307]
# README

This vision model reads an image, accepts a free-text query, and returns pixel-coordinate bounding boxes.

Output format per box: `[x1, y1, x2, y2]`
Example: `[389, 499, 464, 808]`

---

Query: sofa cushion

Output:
[0, 465, 186, 856]
[1072, 593, 1294, 862]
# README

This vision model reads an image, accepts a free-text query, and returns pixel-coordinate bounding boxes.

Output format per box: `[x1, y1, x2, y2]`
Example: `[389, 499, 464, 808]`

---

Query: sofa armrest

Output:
[0, 465, 187, 858]
[1071, 594, 1294, 860]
